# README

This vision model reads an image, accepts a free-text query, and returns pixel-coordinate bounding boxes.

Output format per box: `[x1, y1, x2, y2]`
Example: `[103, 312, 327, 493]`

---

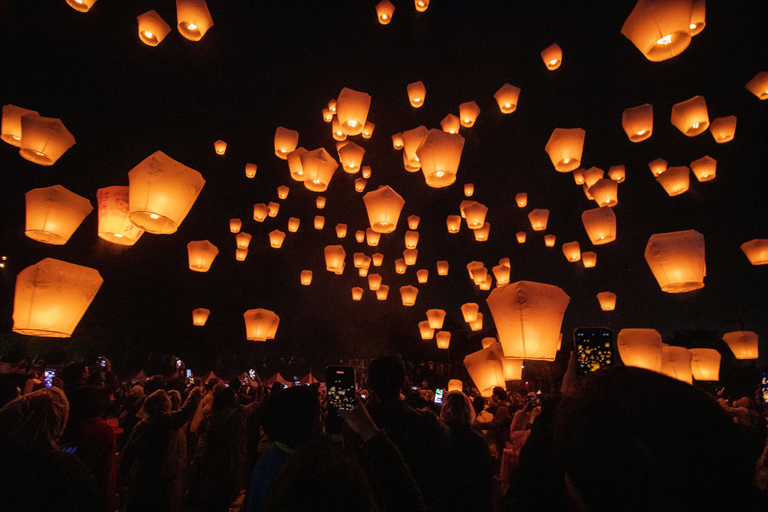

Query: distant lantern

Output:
[461, 303, 479, 323]
[589, 179, 619, 207]
[187, 240, 219, 272]
[463, 346, 505, 396]
[274, 127, 299, 159]
[562, 241, 581, 262]
[332, 120, 346, 141]
[464, 184, 474, 197]
[745, 72, 768, 100]
[324, 245, 345, 273]
[422, 310, 445, 331]
[417, 129, 466, 188]
[352, 287, 364, 301]
[322, 109, 333, 122]
[469, 313, 484, 331]
[544, 234, 556, 247]
[391, 133, 404, 150]
[596, 291, 616, 311]
[243, 308, 279, 342]
[67, 0, 98, 12]
[621, 0, 693, 61]
[494, 83, 521, 114]
[287, 148, 308, 181]
[419, 321, 435, 340]
[441, 114, 461, 134]
[25, 185, 93, 245]
[583, 167, 605, 189]
[235, 232, 252, 249]
[361, 167, 372, 180]
[404, 231, 419, 249]
[528, 209, 550, 231]
[608, 165, 626, 183]
[401, 126, 428, 172]
[400, 286, 419, 306]
[96, 186, 144, 246]
[648, 157, 668, 177]
[277, 186, 290, 199]
[214, 140, 227, 155]
[366, 229, 380, 246]
[446, 215, 461, 233]
[230, 219, 242, 233]
[690, 155, 716, 182]
[645, 230, 705, 293]
[516, 231, 527, 244]
[487, 280, 570, 360]
[723, 331, 759, 359]
[192, 308, 210, 326]
[416, 269, 428, 283]
[709, 115, 736, 143]
[582, 252, 597, 268]
[19, 115, 76, 166]
[499, 258, 511, 269]
[353, 253, 367, 268]
[414, 0, 430, 13]
[660, 345, 693, 384]
[176, 0, 214, 41]
[362, 122, 375, 139]
[376, 0, 395, 24]
[287, 217, 300, 232]
[316, 196, 326, 209]
[395, 259, 407, 274]
[501, 356, 524, 382]
[545, 128, 585, 172]
[314, 216, 325, 230]
[467, 262, 486, 283]
[689, 348, 720, 381]
[355, 230, 365, 243]
[622, 103, 654, 142]
[12, 258, 103, 337]
[407, 81, 426, 107]
[573, 168, 586, 185]
[671, 96, 709, 136]
[437, 261, 449, 276]
[401, 250, 416, 266]
[245, 163, 257, 178]
[339, 142, 365, 174]
[128, 151, 205, 234]
[376, 285, 390, 300]
[582, 206, 617, 245]
[617, 328, 663, 371]
[269, 230, 286, 248]
[268, 202, 280, 217]
[333, 224, 347, 238]
[690, 0, 706, 35]
[372, 253, 384, 266]
[656, 166, 690, 196]
[1, 105, 39, 147]
[474, 223, 490, 242]
[235, 249, 248, 261]
[541, 43, 562, 70]
[436, 331, 451, 349]
[328, 99, 337, 113]
[741, 239, 768, 265]
[463, 202, 488, 230]
[336, 87, 371, 136]
[367, 274, 382, 291]
[354, 178, 367, 193]
[515, 193, 527, 208]
[300, 148, 338, 192]
[300, 270, 312, 285]
[459, 101, 480, 128]
[363, 185, 405, 234]
[447, 379, 463, 392]
[492, 265, 510, 286]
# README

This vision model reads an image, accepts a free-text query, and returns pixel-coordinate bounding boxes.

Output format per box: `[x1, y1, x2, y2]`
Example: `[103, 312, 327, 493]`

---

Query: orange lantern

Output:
[545, 128, 584, 172]
[544, 234, 556, 247]
[324, 245, 345, 273]
[367, 274, 382, 291]
[621, 0, 693, 61]
[213, 140, 227, 155]
[333, 224, 346, 238]
[492, 265, 510, 286]
[365, 229, 380, 247]
[235, 249, 248, 261]
[332, 118, 346, 141]
[96, 186, 144, 246]
[562, 241, 581, 262]
[500, 258, 511, 268]
[276, 186, 290, 200]
[12, 258, 103, 337]
[656, 166, 690, 196]
[353, 253, 367, 269]
[192, 308, 210, 326]
[709, 115, 736, 143]
[528, 209, 550, 231]
[403, 249, 418, 266]
[582, 206, 616, 245]
[573, 168, 586, 185]
[235, 232, 252, 249]
[328, 99, 337, 113]
[19, 115, 76, 166]
[362, 166, 372, 179]
[407, 215, 420, 229]
[67, 0, 98, 12]
[461, 302, 479, 323]
[351, 287, 364, 301]
[441, 114, 461, 134]
[339, 142, 365, 174]
[188, 241, 219, 272]
[459, 101, 480, 128]
[245, 163, 257, 178]
[372, 253, 384, 266]
[494, 83, 521, 114]
[446, 215, 461, 233]
[287, 148, 308, 181]
[375, 0, 395, 24]
[300, 148, 338, 193]
[336, 87, 371, 136]
[516, 231, 527, 244]
[243, 308, 279, 341]
[464, 183, 474, 197]
[322, 108, 333, 122]
[300, 270, 312, 285]
[583, 167, 605, 189]
[436, 331, 451, 349]
[404, 231, 419, 249]
[230, 219, 242, 233]
[391, 132, 404, 150]
[690, 155, 716, 182]
[501, 356, 523, 381]
[395, 259, 407, 274]
[723, 331, 759, 359]
[316, 196, 326, 209]
[25, 185, 93, 245]
[273, 127, 299, 159]
[355, 178, 367, 193]
[407, 81, 426, 107]
[582, 252, 597, 268]
[515, 193, 527, 208]
[541, 43, 562, 70]
[314, 216, 325, 230]
[400, 286, 418, 306]
[447, 379, 463, 392]
[363, 186, 405, 233]
[463, 202, 488, 230]
[471, 310, 485, 328]
[645, 230, 705, 293]
[176, 0, 214, 41]
[417, 129, 465, 188]
[460, 199, 472, 217]
[689, 348, 720, 381]
[362, 122, 375, 139]
[466, 261, 485, 281]
[376, 285, 390, 301]
[608, 165, 626, 183]
[286, 217, 300, 233]
[741, 239, 768, 265]
[415, 0, 430, 12]
[419, 321, 435, 340]
[621, 103, 654, 142]
[426, 309, 446, 329]
[617, 329, 663, 371]
[690, 0, 706, 35]
[660, 345, 693, 384]
[596, 292, 616, 311]
[648, 157, 668, 177]
[437, 261, 449, 276]
[1, 105, 39, 147]
[463, 346, 506, 397]
[269, 230, 286, 248]
[671, 95, 709, 136]
[138, 10, 171, 46]
[402, 125, 428, 172]
[745, 72, 768, 100]
[268, 202, 280, 217]
[474, 223, 490, 242]
[354, 230, 365, 243]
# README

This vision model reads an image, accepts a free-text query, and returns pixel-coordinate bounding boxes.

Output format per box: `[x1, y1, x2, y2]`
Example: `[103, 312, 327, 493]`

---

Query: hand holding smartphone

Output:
[326, 365, 356, 412]
[574, 327, 614, 375]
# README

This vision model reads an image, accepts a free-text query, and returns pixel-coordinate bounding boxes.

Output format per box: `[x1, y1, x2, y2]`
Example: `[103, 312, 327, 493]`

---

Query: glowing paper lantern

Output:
[243, 309, 279, 342]
[336, 88, 371, 136]
[659, 345, 693, 384]
[562, 241, 581, 262]
[235, 249, 247, 261]
[192, 308, 210, 326]
[656, 166, 690, 196]
[300, 270, 312, 285]
[276, 186, 290, 200]
[284, 218, 299, 233]
[583, 184, 595, 201]
[690, 0, 706, 35]
[596, 292, 616, 311]
[19, 115, 76, 166]
[328, 99, 337, 113]
[544, 234, 556, 247]
[587, 179, 617, 207]
[494, 83, 521, 114]
[582, 206, 616, 245]
[354, 230, 365, 243]
[436, 331, 451, 349]
[300, 149, 338, 193]
[441, 114, 461, 134]
[316, 196, 326, 209]
[67, 0, 98, 12]
[138, 10, 171, 46]
[436, 261, 449, 276]
[322, 109, 333, 122]
[324, 245, 345, 273]
[479, 338, 494, 350]
[268, 202, 280, 217]
[648, 158, 668, 177]
[12, 258, 103, 337]
[269, 230, 286, 248]
[645, 230, 705, 293]
[573, 168, 586, 185]
[353, 253, 367, 269]
[187, 240, 219, 272]
[583, 167, 605, 189]
[235, 232, 252, 249]
[245, 163, 257, 178]
[333, 120, 346, 140]
[339, 142, 365, 174]
[469, 313, 484, 331]
[492, 265, 510, 286]
[366, 229, 380, 246]
[459, 101, 480, 128]
[463, 202, 488, 230]
[745, 72, 768, 100]
[1, 105, 39, 147]
[541, 43, 562, 70]
[395, 259, 407, 274]
[287, 148, 308, 181]
[354, 178, 367, 193]
[689, 348, 720, 381]
[516, 232, 527, 244]
[402, 126, 428, 172]
[608, 165, 626, 183]
[617, 329, 663, 371]
[25, 185, 92, 245]
[407, 81, 426, 107]
[545, 128, 584, 172]
[400, 286, 418, 306]
[463, 346, 505, 397]
[96, 186, 144, 246]
[621, 103, 654, 142]
[515, 193, 527, 208]
[671, 96, 709, 136]
[366, 274, 382, 291]
[709, 115, 736, 143]
[723, 331, 759, 359]
[360, 167, 371, 180]
[313, 216, 325, 230]
[461, 303, 479, 323]
[375, 0, 395, 24]
[176, 0, 214, 41]
[416, 268, 427, 283]
[376, 285, 390, 300]
[392, 133, 404, 150]
[464, 184, 474, 197]
[213, 140, 227, 155]
[447, 379, 463, 392]
[252, 204, 268, 222]
[446, 216, 461, 233]
[230, 219, 242, 233]
[415, 0, 430, 13]
[621, 0, 693, 61]
[690, 155, 716, 182]
[741, 239, 768, 265]
[363, 186, 405, 234]
[419, 321, 435, 340]
[417, 129, 466, 188]
[474, 223, 490, 242]
[528, 209, 550, 231]
[582, 252, 597, 268]
[351, 287, 364, 301]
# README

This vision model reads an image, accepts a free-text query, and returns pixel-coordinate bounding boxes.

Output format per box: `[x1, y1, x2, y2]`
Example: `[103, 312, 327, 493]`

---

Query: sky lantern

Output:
[480, 275, 495, 291]
[494, 83, 521, 114]
[583, 167, 605, 189]
[419, 321, 435, 340]
[322, 108, 333, 122]
[648, 157, 668, 177]
[351, 287, 364, 301]
[689, 0, 706, 35]
[467, 261, 485, 280]
[366, 231, 380, 246]
[516, 232, 527, 244]
[314, 216, 325, 230]
[213, 139, 227, 155]
[362, 122, 375, 139]
[363, 185, 405, 234]
[459, 101, 480, 128]
[324, 245, 345, 273]
[689, 348, 720, 381]
[617, 329, 663, 371]
[12, 258, 103, 337]
[332, 118, 346, 141]
[269, 230, 286, 248]
[596, 291, 616, 311]
[709, 115, 736, 143]
[375, 0, 395, 24]
[572, 168, 586, 185]
[417, 129, 466, 188]
[354, 230, 365, 243]
[403, 231, 420, 249]
[545, 128, 584, 172]
[243, 308, 279, 342]
[515, 193, 527, 208]
[447, 379, 462, 392]
[741, 239, 768, 265]
[401, 126, 428, 171]
[436, 331, 451, 349]
[474, 223, 490, 242]
[488, 342, 523, 381]
[528, 209, 550, 231]
[235, 232, 252, 249]
[463, 346, 505, 397]
[589, 179, 619, 207]
[463, 202, 488, 230]
[339, 142, 365, 174]
[544, 234, 556, 247]
[690, 155, 716, 182]
[461, 302, 479, 323]
[582, 252, 597, 268]
[723, 331, 759, 359]
[235, 249, 247, 261]
[328, 99, 337, 113]
[176, 0, 214, 41]
[645, 230, 705, 293]
[229, 219, 242, 233]
[671, 95, 709, 136]
[656, 166, 690, 196]
[562, 241, 581, 262]
[745, 72, 768, 100]
[407, 81, 426, 107]
[621, 0, 693, 62]
[96, 186, 144, 246]
[316, 196, 326, 209]
[1, 105, 39, 147]
[353, 253, 367, 268]
[268, 202, 280, 217]
[426, 309, 446, 329]
[334, 224, 347, 238]
[400, 286, 418, 306]
[464, 184, 474, 197]
[187, 240, 219, 272]
[367, 274, 382, 291]
[137, 10, 171, 46]
[371, 253, 384, 266]
[25, 185, 92, 245]
[403, 249, 418, 266]
[355, 178, 367, 193]
[446, 215, 462, 233]
[192, 308, 210, 326]
[362, 166, 372, 179]
[391, 133, 404, 150]
[660, 345, 693, 384]
[376, 285, 390, 300]
[245, 163, 257, 178]
[540, 43, 562, 69]
[437, 261, 449, 276]
[608, 165, 626, 183]
[441, 114, 461, 134]
[499, 257, 510, 268]
[287, 147, 308, 181]
[622, 103, 653, 142]
[300, 148, 338, 192]
[277, 186, 290, 199]
[415, 0, 430, 13]
[471, 312, 484, 330]
[250, 205, 266, 222]
[403, 216, 420, 231]
[274, 127, 299, 159]
[336, 87, 371, 136]
[128, 151, 204, 234]
[287, 217, 300, 233]
[67, 0, 98, 12]
[300, 270, 312, 285]
[582, 206, 616, 245]
[19, 115, 76, 166]
[492, 264, 510, 286]
[395, 258, 407, 274]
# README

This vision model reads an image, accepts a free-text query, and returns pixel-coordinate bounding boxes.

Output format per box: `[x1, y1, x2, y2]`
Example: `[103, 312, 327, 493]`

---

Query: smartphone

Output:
[44, 369, 55, 388]
[434, 388, 444, 404]
[97, 356, 106, 367]
[326, 365, 356, 412]
[574, 327, 614, 375]
[186, 369, 192, 379]
[249, 369, 257, 380]
[175, 358, 182, 368]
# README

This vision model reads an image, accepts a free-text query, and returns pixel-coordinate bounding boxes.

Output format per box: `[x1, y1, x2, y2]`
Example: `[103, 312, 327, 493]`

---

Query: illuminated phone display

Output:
[326, 366, 356, 411]
[574, 328, 614, 374]
[44, 369, 55, 388]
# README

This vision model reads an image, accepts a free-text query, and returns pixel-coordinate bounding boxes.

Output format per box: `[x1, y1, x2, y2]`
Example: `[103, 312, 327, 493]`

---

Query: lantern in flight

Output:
[188, 241, 218, 272]
[436, 331, 451, 349]
[324, 245, 345, 273]
[191, 308, 210, 326]
[276, 186, 290, 199]
[656, 166, 690, 196]
[589, 179, 619, 207]
[544, 234, 556, 247]
[300, 148, 338, 192]
[362, 122, 375, 139]
[741, 239, 768, 265]
[426, 309, 446, 329]
[96, 186, 144, 246]
[437, 261, 449, 276]
[447, 379, 463, 392]
[400, 286, 418, 306]
[645, 230, 705, 293]
[459, 101, 480, 128]
[689, 348, 720, 381]
[494, 83, 521, 114]
[562, 241, 581, 262]
[583, 167, 604, 189]
[395, 259, 407, 274]
[300, 270, 312, 285]
[235, 249, 247, 261]
[690, 0, 706, 35]
[351, 287, 364, 301]
[268, 202, 280, 217]
[723, 331, 759, 359]
[407, 81, 426, 107]
[372, 253, 384, 266]
[364, 186, 405, 233]
[230, 219, 242, 233]
[354, 178, 367, 193]
[67, 0, 99, 12]
[138, 10, 171, 46]
[316, 196, 326, 209]
[339, 142, 365, 174]
[441, 114, 461, 134]
[608, 165, 626, 183]
[621, 0, 693, 61]
[516, 232, 526, 244]
[269, 230, 286, 248]
[25, 185, 92, 245]
[419, 321, 435, 340]
[617, 328, 663, 371]
[541, 43, 562, 69]
[528, 209, 549, 231]
[582, 206, 616, 245]
[709, 115, 736, 143]
[745, 72, 768, 100]
[582, 252, 597, 268]
[213, 140, 227, 155]
[622, 103, 653, 142]
[235, 232, 252, 250]
[406, 215, 420, 230]
[19, 115, 76, 166]
[1, 105, 38, 146]
[671, 95, 709, 136]
[245, 163, 257, 178]
[176, 0, 214, 41]
[464, 184, 474, 197]
[273, 127, 299, 159]
[596, 292, 616, 311]
[660, 345, 693, 384]
[376, 285, 390, 300]
[287, 148, 308, 181]
[336, 87, 371, 136]
[375, 0, 395, 24]
[283, 217, 298, 233]
[463, 202, 488, 230]
[492, 265, 510, 286]
[446, 216, 461, 233]
[401, 126, 428, 172]
[573, 168, 585, 185]
[690, 155, 716, 182]
[648, 158, 668, 177]
[417, 129, 465, 188]
[415, 0, 430, 13]
[314, 216, 325, 230]
[474, 223, 490, 242]
[463, 346, 505, 397]
[243, 309, 279, 342]
[515, 193, 527, 208]
[391, 133, 404, 150]
[545, 128, 584, 172]
[367, 274, 382, 291]
[461, 303, 479, 323]
[253, 204, 269, 222]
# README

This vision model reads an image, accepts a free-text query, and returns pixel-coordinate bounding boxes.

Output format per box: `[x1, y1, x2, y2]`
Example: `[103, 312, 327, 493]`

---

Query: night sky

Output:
[0, 0, 766, 374]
